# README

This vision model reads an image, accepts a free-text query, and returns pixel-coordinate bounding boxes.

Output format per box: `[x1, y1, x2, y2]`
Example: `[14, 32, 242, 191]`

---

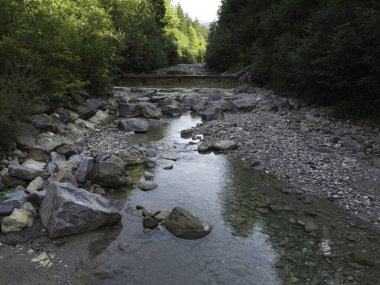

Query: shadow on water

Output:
[75, 112, 380, 285]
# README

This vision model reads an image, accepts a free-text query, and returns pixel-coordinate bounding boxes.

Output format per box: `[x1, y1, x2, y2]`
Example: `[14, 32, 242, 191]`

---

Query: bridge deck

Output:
[117, 74, 241, 88]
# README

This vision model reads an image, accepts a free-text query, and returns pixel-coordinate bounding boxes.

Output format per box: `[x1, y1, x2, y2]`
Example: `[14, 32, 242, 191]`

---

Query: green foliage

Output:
[207, 0, 380, 120]
[0, 0, 209, 150]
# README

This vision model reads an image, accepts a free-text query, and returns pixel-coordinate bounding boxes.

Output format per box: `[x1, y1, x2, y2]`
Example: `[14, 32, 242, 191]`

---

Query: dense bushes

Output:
[0, 0, 208, 149]
[206, 0, 380, 120]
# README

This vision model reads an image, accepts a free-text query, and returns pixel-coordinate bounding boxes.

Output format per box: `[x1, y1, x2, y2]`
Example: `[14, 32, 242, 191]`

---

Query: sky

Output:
[172, 0, 221, 23]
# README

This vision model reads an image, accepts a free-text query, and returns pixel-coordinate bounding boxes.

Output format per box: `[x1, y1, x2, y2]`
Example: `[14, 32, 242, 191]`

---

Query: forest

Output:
[206, 0, 380, 120]
[0, 0, 207, 147]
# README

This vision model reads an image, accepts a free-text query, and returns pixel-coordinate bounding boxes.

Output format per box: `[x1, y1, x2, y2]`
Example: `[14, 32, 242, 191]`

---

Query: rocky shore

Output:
[1, 81, 380, 283]
[188, 85, 380, 224]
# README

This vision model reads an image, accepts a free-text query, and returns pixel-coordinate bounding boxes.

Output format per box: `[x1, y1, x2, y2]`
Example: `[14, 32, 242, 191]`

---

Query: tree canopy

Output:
[0, 0, 208, 148]
[206, 0, 380, 119]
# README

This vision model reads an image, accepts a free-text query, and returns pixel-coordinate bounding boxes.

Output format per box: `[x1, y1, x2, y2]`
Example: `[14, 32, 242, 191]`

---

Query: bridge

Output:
[117, 65, 253, 89]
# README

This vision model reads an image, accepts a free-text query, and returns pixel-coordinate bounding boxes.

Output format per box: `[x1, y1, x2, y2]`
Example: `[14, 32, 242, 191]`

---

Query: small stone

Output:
[136, 181, 158, 191]
[26, 177, 45, 193]
[117, 242, 129, 251]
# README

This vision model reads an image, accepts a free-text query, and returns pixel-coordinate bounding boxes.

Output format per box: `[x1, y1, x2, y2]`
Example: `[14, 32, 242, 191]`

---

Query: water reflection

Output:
[81, 112, 380, 285]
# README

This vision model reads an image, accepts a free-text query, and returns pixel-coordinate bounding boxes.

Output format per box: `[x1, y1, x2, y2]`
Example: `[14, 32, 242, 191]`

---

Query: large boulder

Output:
[232, 97, 257, 111]
[89, 161, 127, 187]
[200, 107, 224, 122]
[16, 123, 38, 150]
[118, 103, 139, 118]
[191, 97, 209, 114]
[29, 114, 57, 131]
[136, 103, 162, 119]
[76, 98, 103, 120]
[8, 160, 49, 182]
[161, 102, 186, 117]
[118, 118, 149, 133]
[39, 183, 121, 238]
[89, 110, 110, 125]
[164, 207, 212, 240]
[55, 108, 78, 124]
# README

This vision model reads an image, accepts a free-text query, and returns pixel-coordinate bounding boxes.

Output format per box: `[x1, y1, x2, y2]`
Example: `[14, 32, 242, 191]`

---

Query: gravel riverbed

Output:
[191, 87, 380, 224]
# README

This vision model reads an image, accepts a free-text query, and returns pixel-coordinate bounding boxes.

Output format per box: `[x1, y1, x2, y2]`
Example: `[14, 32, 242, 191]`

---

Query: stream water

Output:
[73, 112, 380, 285]
[2, 104, 379, 285]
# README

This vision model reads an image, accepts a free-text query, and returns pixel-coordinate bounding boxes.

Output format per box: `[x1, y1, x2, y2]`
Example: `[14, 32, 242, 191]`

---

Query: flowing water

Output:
[74, 112, 380, 285]
[2, 102, 379, 285]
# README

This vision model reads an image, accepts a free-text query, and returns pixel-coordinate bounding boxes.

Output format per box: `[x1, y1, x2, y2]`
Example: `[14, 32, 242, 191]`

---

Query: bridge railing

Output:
[117, 65, 253, 88]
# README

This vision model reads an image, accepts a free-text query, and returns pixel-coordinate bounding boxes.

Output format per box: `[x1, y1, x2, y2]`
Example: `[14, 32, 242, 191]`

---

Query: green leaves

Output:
[207, 0, 380, 120]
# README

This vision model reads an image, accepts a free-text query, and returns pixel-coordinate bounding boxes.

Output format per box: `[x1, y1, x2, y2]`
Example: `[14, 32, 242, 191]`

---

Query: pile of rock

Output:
[0, 90, 159, 239]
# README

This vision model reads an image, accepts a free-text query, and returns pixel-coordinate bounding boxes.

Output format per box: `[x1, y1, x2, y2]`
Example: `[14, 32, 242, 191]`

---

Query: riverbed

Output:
[1, 87, 379, 285]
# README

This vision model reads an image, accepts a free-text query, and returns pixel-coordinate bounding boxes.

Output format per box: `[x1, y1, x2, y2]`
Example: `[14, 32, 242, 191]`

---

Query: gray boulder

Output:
[201, 107, 224, 122]
[118, 103, 139, 118]
[16, 124, 38, 150]
[75, 157, 94, 185]
[136, 181, 158, 191]
[39, 183, 121, 238]
[29, 114, 57, 131]
[213, 140, 237, 151]
[161, 102, 186, 117]
[89, 161, 127, 187]
[232, 97, 257, 111]
[197, 142, 213, 153]
[164, 207, 212, 240]
[137, 103, 162, 119]
[8, 160, 49, 182]
[76, 98, 103, 120]
[118, 118, 149, 133]
[191, 97, 209, 114]
[55, 108, 78, 124]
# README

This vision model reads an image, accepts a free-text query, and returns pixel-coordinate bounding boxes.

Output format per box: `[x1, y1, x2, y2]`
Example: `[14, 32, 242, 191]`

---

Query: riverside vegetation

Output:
[0, 0, 208, 149]
[206, 0, 380, 120]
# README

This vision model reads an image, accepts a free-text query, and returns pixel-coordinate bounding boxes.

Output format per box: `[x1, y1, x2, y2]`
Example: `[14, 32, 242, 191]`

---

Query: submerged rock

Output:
[164, 207, 212, 240]
[154, 211, 170, 222]
[39, 183, 121, 238]
[143, 216, 158, 229]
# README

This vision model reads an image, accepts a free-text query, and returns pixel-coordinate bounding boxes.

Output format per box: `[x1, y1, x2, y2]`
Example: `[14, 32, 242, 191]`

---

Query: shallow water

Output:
[81, 112, 380, 285]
